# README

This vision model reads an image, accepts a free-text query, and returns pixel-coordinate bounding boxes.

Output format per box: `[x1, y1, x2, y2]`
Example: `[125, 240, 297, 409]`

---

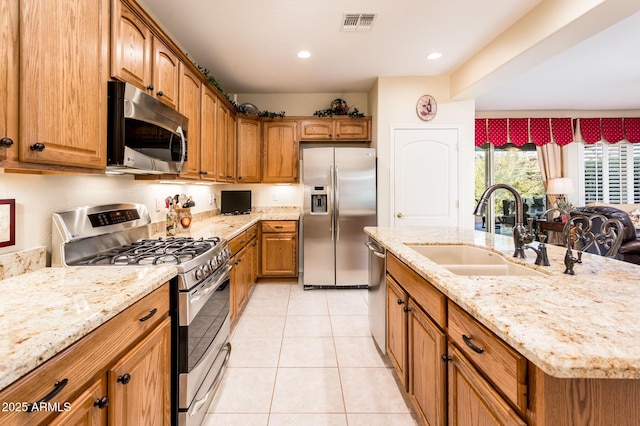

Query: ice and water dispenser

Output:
[310, 186, 328, 214]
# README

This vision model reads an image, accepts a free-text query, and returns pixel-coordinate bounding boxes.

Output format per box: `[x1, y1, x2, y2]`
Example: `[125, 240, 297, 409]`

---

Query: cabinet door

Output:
[108, 318, 171, 426]
[230, 247, 248, 322]
[215, 103, 230, 181]
[0, 0, 18, 163]
[178, 64, 202, 179]
[335, 119, 370, 140]
[260, 232, 297, 277]
[200, 85, 217, 180]
[386, 275, 408, 390]
[19, 0, 108, 169]
[448, 344, 526, 426]
[248, 237, 258, 290]
[49, 378, 107, 426]
[408, 300, 447, 426]
[299, 119, 334, 140]
[237, 117, 262, 182]
[152, 39, 179, 110]
[111, 0, 152, 92]
[227, 113, 237, 181]
[262, 121, 298, 183]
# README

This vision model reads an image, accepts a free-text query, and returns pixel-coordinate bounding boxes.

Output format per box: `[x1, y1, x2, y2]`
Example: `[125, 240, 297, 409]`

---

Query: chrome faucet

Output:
[473, 184, 534, 259]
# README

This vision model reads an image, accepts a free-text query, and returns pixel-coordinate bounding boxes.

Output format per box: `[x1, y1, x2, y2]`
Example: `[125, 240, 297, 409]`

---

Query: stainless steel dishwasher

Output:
[366, 237, 386, 353]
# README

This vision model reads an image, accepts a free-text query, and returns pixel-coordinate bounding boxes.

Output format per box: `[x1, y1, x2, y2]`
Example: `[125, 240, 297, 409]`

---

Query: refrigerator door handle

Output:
[335, 165, 340, 241]
[329, 164, 335, 241]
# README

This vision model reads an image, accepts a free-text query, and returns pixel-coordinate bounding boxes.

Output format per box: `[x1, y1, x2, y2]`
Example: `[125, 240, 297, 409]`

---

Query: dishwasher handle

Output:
[365, 241, 385, 258]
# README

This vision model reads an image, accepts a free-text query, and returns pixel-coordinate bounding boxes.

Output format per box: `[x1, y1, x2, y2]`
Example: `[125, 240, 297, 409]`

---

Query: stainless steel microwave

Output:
[107, 81, 188, 174]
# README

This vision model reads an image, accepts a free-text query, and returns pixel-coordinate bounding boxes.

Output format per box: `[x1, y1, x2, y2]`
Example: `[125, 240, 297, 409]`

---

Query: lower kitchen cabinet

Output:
[260, 220, 298, 278]
[229, 224, 259, 322]
[108, 317, 171, 425]
[0, 284, 171, 426]
[386, 275, 408, 389]
[448, 344, 526, 426]
[408, 299, 447, 426]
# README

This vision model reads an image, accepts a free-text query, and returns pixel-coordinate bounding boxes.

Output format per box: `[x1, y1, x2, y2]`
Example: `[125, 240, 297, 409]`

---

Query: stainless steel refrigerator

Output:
[302, 147, 376, 288]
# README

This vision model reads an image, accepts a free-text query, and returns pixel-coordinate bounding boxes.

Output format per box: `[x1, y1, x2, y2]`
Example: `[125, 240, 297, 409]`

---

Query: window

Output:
[475, 143, 545, 234]
[581, 142, 640, 204]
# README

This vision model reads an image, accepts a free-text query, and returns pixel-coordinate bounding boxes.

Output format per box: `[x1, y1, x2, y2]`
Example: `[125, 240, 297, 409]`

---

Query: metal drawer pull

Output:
[139, 308, 158, 322]
[462, 334, 484, 354]
[27, 378, 68, 412]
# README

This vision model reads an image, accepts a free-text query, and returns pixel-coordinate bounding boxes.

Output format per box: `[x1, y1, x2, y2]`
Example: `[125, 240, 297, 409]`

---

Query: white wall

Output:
[371, 76, 476, 228]
[236, 93, 369, 116]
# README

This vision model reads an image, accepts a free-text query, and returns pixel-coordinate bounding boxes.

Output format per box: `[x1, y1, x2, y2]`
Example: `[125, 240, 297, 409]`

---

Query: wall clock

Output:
[416, 95, 437, 121]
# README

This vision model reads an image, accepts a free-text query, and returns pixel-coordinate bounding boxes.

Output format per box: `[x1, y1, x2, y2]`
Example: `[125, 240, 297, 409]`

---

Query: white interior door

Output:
[392, 126, 460, 227]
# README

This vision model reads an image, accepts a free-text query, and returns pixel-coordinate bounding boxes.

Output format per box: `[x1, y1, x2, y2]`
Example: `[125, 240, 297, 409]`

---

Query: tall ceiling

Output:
[138, 0, 640, 111]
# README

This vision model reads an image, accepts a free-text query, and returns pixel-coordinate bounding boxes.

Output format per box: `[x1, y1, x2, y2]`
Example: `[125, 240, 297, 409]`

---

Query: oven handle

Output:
[190, 264, 231, 304]
[189, 342, 231, 418]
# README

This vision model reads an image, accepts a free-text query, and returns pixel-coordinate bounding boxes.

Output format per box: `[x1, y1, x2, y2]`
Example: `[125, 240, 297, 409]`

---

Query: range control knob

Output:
[194, 268, 204, 281]
[203, 264, 211, 276]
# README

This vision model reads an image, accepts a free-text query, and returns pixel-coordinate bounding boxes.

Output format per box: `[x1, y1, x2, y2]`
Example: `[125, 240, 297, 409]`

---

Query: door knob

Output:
[396, 212, 403, 218]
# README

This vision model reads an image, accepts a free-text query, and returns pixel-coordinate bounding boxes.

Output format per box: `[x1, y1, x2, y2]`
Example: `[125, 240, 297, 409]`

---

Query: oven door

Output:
[177, 264, 231, 415]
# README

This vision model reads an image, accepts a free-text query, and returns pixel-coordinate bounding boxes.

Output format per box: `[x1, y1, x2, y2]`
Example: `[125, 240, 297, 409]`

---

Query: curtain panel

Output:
[475, 117, 640, 146]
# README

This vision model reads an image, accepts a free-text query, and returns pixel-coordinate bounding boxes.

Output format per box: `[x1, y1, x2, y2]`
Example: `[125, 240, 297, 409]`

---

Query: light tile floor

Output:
[204, 283, 418, 426]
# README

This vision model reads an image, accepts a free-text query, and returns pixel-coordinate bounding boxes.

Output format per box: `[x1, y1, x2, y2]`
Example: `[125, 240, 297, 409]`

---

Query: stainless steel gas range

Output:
[52, 203, 231, 426]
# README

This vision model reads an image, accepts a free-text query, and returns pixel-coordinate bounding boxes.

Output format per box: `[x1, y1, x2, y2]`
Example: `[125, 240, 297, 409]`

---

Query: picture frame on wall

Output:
[0, 199, 16, 247]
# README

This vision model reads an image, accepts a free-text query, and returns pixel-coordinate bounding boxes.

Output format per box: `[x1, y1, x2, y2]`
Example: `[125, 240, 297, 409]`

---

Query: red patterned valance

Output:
[476, 117, 640, 147]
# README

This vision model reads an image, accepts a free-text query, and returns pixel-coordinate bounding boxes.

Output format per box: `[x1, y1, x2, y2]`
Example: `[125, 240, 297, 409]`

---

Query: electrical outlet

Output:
[272, 192, 278, 201]
[155, 198, 163, 212]
[209, 194, 214, 205]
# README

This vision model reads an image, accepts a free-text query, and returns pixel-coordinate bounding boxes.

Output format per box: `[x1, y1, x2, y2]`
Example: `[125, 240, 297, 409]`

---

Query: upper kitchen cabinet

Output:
[215, 102, 236, 182]
[178, 64, 201, 179]
[0, 0, 18, 164]
[16, 0, 108, 170]
[299, 117, 371, 141]
[112, 0, 179, 110]
[200, 85, 218, 180]
[236, 116, 262, 183]
[262, 120, 299, 183]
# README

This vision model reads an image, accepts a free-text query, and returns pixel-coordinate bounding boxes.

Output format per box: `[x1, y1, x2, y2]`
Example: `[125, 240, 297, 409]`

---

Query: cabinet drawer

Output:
[246, 223, 259, 240]
[229, 231, 248, 255]
[0, 284, 169, 426]
[386, 254, 446, 329]
[448, 301, 527, 412]
[262, 220, 297, 233]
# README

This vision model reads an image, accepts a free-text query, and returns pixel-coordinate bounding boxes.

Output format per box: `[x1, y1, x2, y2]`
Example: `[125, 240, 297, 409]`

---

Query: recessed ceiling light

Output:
[297, 51, 311, 59]
[427, 52, 443, 60]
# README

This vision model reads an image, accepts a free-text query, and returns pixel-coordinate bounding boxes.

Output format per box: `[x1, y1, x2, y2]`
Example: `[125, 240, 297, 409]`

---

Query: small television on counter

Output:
[220, 190, 251, 215]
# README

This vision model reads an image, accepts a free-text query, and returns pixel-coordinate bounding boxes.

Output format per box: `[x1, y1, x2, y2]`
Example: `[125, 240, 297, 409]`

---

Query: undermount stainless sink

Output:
[407, 244, 545, 277]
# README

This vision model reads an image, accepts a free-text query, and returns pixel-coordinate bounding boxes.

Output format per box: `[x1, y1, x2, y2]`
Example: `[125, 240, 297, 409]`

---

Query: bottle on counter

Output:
[166, 200, 177, 236]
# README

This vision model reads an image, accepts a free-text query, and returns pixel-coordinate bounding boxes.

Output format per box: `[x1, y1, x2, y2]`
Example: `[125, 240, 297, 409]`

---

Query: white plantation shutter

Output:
[582, 142, 640, 204]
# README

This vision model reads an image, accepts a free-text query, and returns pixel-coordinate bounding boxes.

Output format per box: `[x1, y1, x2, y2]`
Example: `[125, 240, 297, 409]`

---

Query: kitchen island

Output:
[366, 226, 640, 425]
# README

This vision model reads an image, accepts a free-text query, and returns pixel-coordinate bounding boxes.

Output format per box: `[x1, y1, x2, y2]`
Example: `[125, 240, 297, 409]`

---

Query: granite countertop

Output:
[0, 207, 300, 391]
[365, 226, 640, 380]
[0, 265, 176, 390]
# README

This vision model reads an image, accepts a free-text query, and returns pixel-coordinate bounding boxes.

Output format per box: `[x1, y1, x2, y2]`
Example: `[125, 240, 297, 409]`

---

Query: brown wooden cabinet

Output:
[200, 85, 218, 180]
[178, 64, 202, 179]
[229, 225, 259, 322]
[236, 116, 262, 183]
[386, 275, 408, 390]
[0, 0, 19, 164]
[260, 220, 298, 277]
[108, 317, 171, 425]
[0, 284, 170, 426]
[299, 117, 371, 141]
[152, 39, 180, 110]
[215, 102, 236, 182]
[408, 299, 447, 426]
[14, 0, 108, 170]
[448, 344, 526, 426]
[262, 121, 299, 183]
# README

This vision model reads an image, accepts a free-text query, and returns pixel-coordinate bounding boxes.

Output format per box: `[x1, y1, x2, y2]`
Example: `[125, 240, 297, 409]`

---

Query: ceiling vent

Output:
[342, 13, 376, 32]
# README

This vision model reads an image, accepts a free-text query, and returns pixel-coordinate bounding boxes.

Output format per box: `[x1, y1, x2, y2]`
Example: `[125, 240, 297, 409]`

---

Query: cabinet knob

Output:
[94, 396, 109, 409]
[30, 142, 45, 152]
[403, 306, 410, 313]
[441, 354, 452, 363]
[146, 85, 154, 91]
[397, 299, 404, 305]
[117, 373, 131, 384]
[1, 137, 14, 147]
[238, 176, 243, 180]
[156, 91, 164, 97]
